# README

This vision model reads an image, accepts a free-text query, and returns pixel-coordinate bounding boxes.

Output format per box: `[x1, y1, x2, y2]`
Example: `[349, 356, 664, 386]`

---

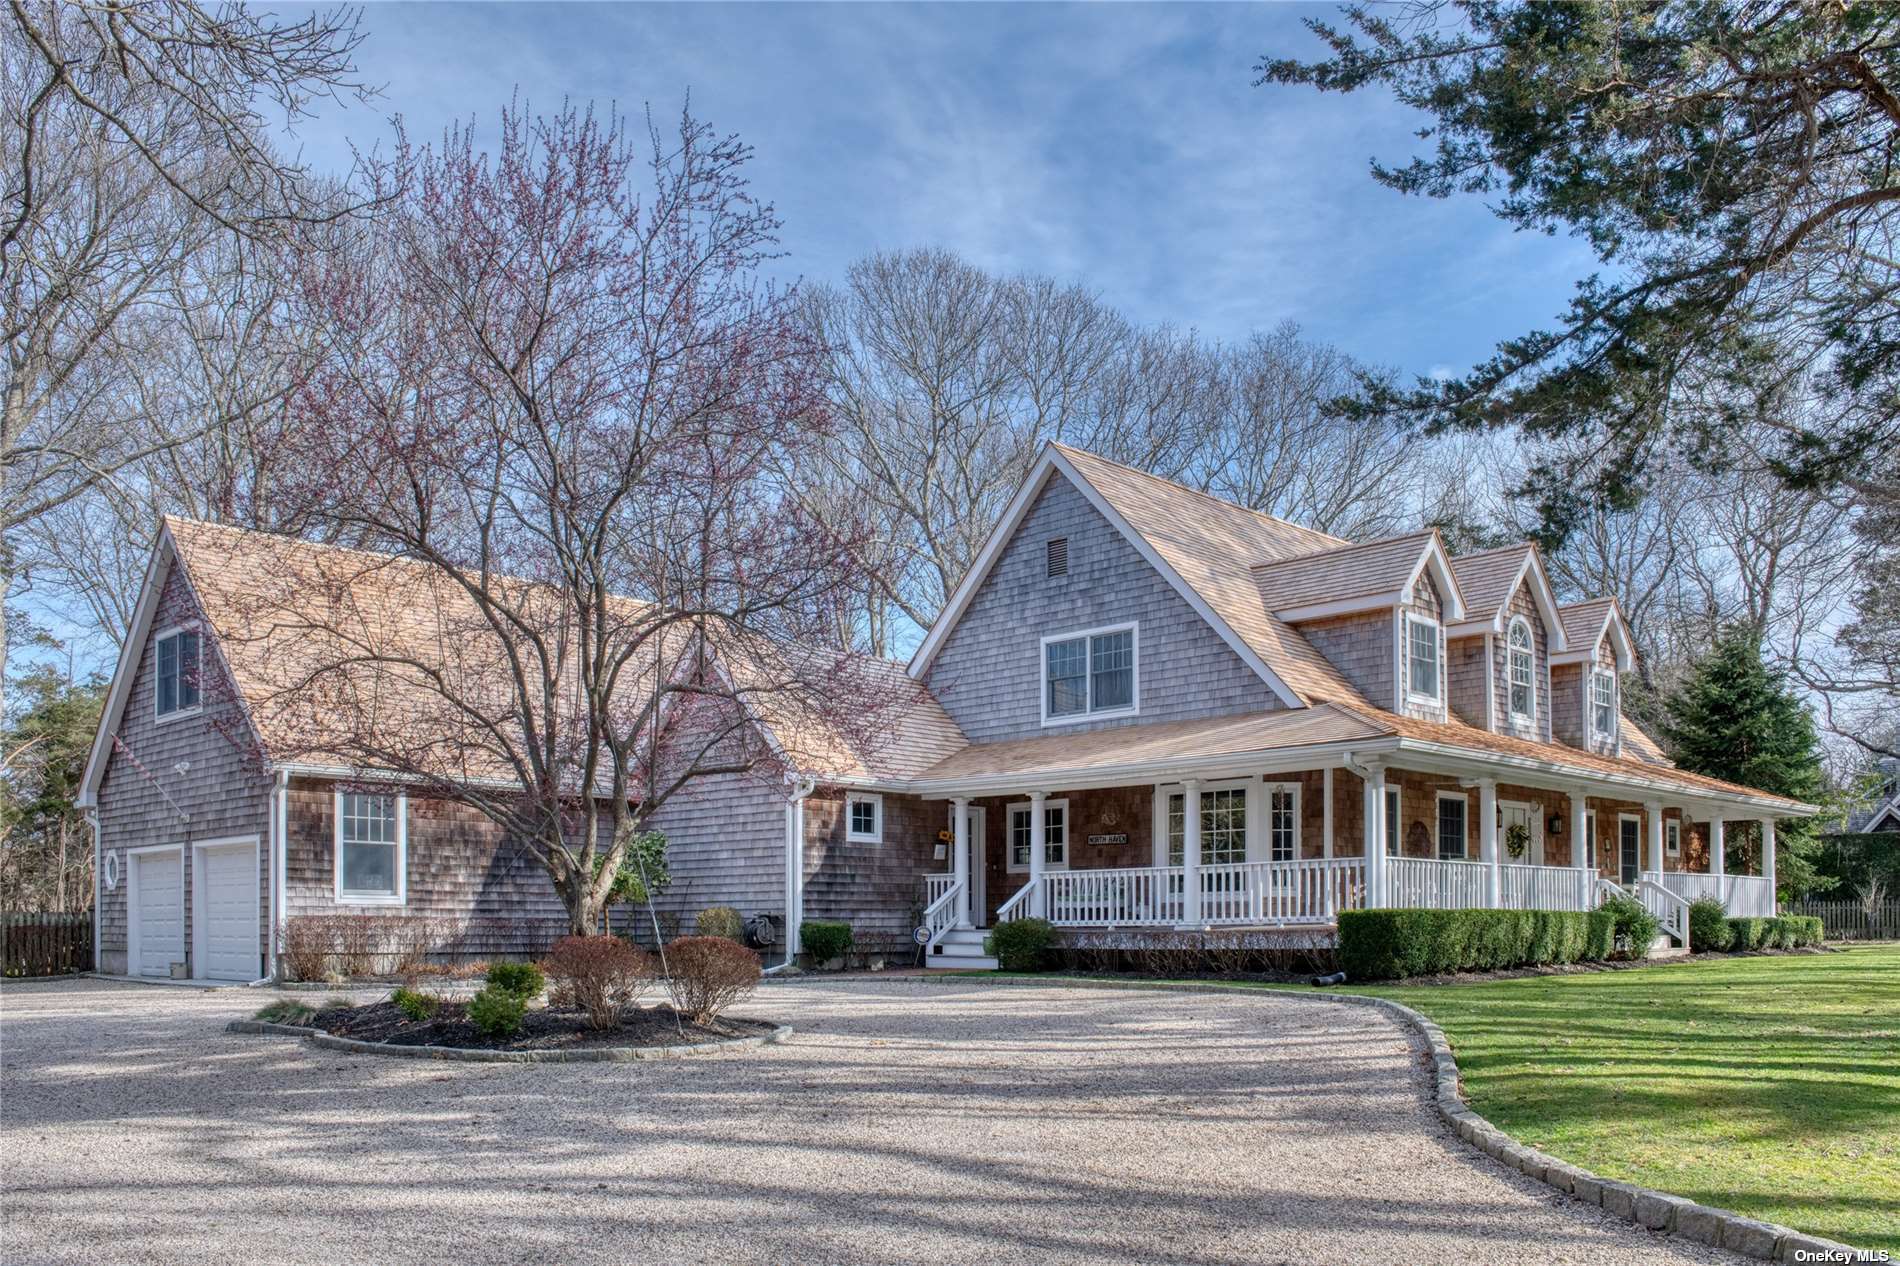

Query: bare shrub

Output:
[332, 915, 377, 975]
[280, 918, 334, 981]
[664, 936, 762, 1024]
[1135, 932, 1204, 978]
[1070, 932, 1120, 974]
[543, 935, 655, 1030]
[1202, 932, 1255, 976]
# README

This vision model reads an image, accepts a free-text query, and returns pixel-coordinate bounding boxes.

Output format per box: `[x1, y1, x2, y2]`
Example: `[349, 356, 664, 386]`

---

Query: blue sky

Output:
[280, 1, 1596, 377]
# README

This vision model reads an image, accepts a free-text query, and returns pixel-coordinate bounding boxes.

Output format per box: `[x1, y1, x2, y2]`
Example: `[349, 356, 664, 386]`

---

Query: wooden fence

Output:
[2, 912, 93, 977]
[1789, 899, 1900, 941]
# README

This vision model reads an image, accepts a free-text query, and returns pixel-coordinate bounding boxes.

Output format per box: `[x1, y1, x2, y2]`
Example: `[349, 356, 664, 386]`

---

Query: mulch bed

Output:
[305, 1000, 776, 1052]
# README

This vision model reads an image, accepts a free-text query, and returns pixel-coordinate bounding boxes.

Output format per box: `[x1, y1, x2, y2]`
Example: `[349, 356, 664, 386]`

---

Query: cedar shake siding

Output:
[925, 471, 1282, 745]
[642, 767, 789, 945]
[1491, 580, 1552, 744]
[282, 779, 569, 952]
[803, 790, 942, 955]
[1399, 569, 1448, 723]
[1589, 642, 1621, 757]
[1295, 611, 1393, 708]
[94, 563, 271, 977]
[1551, 662, 1585, 748]
[1447, 634, 1489, 730]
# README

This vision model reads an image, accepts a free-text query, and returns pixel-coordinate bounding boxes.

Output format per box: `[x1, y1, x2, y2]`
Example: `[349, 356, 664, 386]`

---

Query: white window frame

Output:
[333, 789, 408, 906]
[1039, 622, 1139, 726]
[1006, 798, 1070, 873]
[1506, 615, 1536, 725]
[1590, 669, 1618, 743]
[1434, 791, 1469, 860]
[1265, 781, 1302, 863]
[1404, 613, 1443, 706]
[845, 792, 884, 844]
[1665, 817, 1681, 858]
[1384, 785, 1401, 856]
[152, 625, 204, 723]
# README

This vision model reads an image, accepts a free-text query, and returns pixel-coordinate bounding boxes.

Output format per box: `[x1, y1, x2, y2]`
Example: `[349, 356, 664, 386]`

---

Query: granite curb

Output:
[225, 1017, 793, 1062]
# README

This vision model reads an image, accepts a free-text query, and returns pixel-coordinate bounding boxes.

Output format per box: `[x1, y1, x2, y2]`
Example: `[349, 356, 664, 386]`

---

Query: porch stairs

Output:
[924, 927, 998, 971]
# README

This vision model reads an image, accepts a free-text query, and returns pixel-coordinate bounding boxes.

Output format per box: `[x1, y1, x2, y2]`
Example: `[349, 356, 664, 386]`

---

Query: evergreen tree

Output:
[1, 668, 106, 911]
[1661, 626, 1828, 899]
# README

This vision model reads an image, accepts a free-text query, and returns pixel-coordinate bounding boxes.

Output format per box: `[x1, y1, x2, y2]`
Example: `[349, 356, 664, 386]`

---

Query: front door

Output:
[964, 807, 987, 927]
[1619, 816, 1641, 885]
[1500, 802, 1542, 865]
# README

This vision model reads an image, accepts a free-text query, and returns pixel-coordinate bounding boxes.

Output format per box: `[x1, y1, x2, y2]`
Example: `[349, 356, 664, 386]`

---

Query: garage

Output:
[194, 837, 260, 982]
[129, 847, 184, 978]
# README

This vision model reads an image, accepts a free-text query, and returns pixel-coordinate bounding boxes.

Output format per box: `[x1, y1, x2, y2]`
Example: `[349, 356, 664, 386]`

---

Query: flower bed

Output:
[297, 997, 776, 1053]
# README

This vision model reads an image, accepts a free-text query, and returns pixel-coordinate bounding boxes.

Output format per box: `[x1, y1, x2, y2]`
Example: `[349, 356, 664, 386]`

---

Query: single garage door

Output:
[132, 850, 184, 978]
[198, 841, 259, 982]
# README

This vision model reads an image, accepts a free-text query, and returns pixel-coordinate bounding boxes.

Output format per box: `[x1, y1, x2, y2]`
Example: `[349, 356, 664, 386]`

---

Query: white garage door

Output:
[132, 850, 184, 978]
[198, 842, 258, 982]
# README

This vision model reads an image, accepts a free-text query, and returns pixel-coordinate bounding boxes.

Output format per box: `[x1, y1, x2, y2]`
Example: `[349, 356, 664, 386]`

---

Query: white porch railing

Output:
[1636, 875, 1691, 944]
[1386, 855, 1490, 909]
[920, 880, 962, 952]
[994, 882, 1036, 924]
[1198, 858, 1366, 924]
[923, 873, 956, 908]
[1499, 863, 1595, 912]
[1045, 866, 1181, 927]
[1658, 871, 1775, 917]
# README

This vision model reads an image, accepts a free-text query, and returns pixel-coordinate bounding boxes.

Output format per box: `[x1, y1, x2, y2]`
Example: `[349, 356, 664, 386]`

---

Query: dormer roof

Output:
[1553, 597, 1635, 671]
[1252, 530, 1468, 623]
[1446, 544, 1568, 649]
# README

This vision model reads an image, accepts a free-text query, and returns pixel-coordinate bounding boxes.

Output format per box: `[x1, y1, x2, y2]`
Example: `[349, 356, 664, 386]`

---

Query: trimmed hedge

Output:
[1728, 914, 1823, 951]
[1340, 908, 1617, 981]
[1688, 897, 1731, 952]
[799, 920, 853, 966]
[984, 918, 1055, 971]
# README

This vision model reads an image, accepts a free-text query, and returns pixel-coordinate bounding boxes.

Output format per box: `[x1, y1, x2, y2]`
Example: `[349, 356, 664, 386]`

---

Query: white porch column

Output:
[1709, 816, 1726, 882]
[1761, 817, 1777, 907]
[1322, 767, 1335, 860]
[1028, 790, 1048, 919]
[1645, 800, 1665, 879]
[1570, 791, 1591, 909]
[1479, 778, 1500, 908]
[1182, 778, 1203, 927]
[952, 797, 972, 928]
[1361, 765, 1386, 906]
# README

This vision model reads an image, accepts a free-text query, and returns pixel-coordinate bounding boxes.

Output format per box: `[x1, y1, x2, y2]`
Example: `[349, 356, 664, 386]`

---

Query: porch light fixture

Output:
[1547, 815, 1564, 836]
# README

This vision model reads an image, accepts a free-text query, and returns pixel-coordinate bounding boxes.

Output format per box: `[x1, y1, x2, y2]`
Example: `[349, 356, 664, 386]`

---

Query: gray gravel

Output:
[1, 975, 1746, 1265]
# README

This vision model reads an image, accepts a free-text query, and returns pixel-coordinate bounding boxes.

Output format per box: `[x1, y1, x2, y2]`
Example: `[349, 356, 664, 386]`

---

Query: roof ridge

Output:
[1249, 528, 1436, 572]
[1451, 543, 1531, 562]
[1050, 441, 1350, 552]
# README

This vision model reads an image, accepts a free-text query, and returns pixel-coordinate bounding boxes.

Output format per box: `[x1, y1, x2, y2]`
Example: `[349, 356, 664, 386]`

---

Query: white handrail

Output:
[921, 881, 962, 952]
[995, 880, 1037, 924]
[1636, 876, 1691, 945]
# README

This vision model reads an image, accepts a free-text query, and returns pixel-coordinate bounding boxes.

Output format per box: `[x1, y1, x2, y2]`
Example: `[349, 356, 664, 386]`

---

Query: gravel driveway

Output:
[2, 976, 1744, 1265]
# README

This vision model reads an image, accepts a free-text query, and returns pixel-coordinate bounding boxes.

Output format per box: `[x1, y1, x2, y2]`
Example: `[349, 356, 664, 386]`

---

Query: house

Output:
[79, 443, 1813, 980]
[1840, 760, 1900, 836]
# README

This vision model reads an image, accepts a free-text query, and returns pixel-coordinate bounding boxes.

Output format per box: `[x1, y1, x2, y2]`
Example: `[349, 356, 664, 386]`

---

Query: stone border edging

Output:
[226, 1017, 792, 1063]
[883, 973, 1872, 1263]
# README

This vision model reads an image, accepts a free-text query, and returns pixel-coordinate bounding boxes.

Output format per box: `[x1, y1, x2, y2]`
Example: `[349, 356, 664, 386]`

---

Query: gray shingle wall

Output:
[1590, 642, 1621, 756]
[803, 789, 942, 956]
[1551, 663, 1585, 747]
[1399, 570, 1448, 722]
[642, 768, 788, 942]
[1492, 580, 1552, 743]
[1297, 611, 1394, 707]
[925, 472, 1282, 744]
[1447, 634, 1488, 728]
[94, 562, 271, 976]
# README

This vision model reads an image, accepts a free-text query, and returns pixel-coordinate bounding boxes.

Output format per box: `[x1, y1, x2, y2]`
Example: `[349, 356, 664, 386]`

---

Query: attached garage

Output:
[128, 846, 185, 979]
[193, 836, 261, 982]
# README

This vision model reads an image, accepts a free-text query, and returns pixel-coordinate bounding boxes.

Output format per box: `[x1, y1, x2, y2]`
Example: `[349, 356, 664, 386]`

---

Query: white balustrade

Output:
[1385, 856, 1492, 909]
[1499, 862, 1595, 912]
[1658, 871, 1774, 917]
[1045, 866, 1181, 927]
[923, 874, 955, 907]
[1198, 858, 1366, 924]
[920, 880, 962, 951]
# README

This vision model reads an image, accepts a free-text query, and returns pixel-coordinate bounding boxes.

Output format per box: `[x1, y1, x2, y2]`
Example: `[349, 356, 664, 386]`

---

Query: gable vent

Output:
[1046, 537, 1069, 578]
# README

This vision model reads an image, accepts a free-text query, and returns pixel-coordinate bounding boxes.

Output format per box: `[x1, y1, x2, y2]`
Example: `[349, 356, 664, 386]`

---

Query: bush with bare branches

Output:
[664, 936, 761, 1024]
[543, 935, 654, 1030]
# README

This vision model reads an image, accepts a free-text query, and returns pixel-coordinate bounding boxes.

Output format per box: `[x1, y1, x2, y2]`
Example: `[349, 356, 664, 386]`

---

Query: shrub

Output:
[1788, 915, 1824, 947]
[1729, 917, 1768, 950]
[542, 935, 654, 1030]
[1338, 908, 1615, 981]
[1599, 893, 1662, 958]
[799, 919, 853, 966]
[696, 905, 745, 941]
[984, 918, 1055, 972]
[665, 936, 762, 1023]
[391, 986, 440, 1022]
[466, 984, 527, 1039]
[484, 960, 546, 1000]
[252, 999, 317, 1026]
[280, 918, 335, 982]
[1133, 931, 1206, 977]
[1688, 897, 1732, 952]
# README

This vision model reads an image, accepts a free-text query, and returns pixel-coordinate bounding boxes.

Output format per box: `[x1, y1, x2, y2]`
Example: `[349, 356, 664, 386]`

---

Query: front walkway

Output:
[0, 977, 1745, 1264]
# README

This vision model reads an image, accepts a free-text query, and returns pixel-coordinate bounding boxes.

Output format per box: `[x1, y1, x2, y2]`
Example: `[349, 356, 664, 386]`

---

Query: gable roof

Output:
[1254, 529, 1468, 622]
[1553, 598, 1634, 670]
[1448, 544, 1568, 648]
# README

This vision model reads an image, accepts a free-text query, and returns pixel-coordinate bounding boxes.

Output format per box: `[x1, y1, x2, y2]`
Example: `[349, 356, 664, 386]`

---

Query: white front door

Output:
[1500, 802, 1543, 866]
[131, 849, 184, 978]
[195, 840, 259, 981]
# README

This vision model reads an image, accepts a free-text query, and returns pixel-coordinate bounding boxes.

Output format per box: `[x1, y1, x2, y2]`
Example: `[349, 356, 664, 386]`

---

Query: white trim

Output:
[1552, 604, 1635, 671]
[1153, 777, 1255, 866]
[190, 834, 261, 983]
[1665, 817, 1681, 857]
[1006, 797, 1069, 873]
[1588, 669, 1618, 748]
[332, 788, 408, 906]
[1274, 592, 1404, 622]
[1385, 785, 1402, 856]
[1263, 780, 1303, 863]
[1434, 790, 1470, 859]
[1447, 550, 1569, 652]
[907, 446, 1305, 708]
[1616, 812, 1643, 883]
[1038, 621, 1140, 727]
[1499, 798, 1544, 866]
[845, 792, 884, 844]
[1404, 612, 1444, 707]
[1482, 631, 1497, 731]
[76, 531, 176, 807]
[125, 842, 186, 980]
[150, 623, 205, 724]
[1506, 614, 1537, 727]
[1405, 534, 1469, 622]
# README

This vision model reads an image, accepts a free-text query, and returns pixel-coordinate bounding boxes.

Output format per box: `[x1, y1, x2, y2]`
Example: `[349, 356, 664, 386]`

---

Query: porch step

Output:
[925, 928, 999, 971]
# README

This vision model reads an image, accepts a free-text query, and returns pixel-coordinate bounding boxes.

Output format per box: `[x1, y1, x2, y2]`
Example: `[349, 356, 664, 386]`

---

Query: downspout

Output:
[267, 770, 289, 982]
[86, 807, 100, 973]
[770, 776, 816, 972]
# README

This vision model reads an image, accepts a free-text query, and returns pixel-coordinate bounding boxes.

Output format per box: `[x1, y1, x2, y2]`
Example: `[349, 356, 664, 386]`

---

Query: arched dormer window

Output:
[1507, 616, 1535, 724]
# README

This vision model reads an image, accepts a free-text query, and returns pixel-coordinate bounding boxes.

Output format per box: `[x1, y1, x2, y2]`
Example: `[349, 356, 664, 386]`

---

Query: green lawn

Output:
[979, 945, 1900, 1250]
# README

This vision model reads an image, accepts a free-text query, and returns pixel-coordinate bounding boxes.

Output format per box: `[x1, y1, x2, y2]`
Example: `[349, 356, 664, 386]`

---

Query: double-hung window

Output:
[1665, 818, 1681, 858]
[846, 793, 883, 844]
[1435, 793, 1468, 860]
[1507, 617, 1535, 722]
[335, 791, 405, 904]
[1042, 624, 1137, 722]
[1267, 785, 1299, 863]
[1591, 670, 1617, 741]
[1384, 786, 1401, 856]
[154, 628, 202, 719]
[1406, 614, 1442, 704]
[1007, 800, 1068, 871]
[1165, 786, 1248, 866]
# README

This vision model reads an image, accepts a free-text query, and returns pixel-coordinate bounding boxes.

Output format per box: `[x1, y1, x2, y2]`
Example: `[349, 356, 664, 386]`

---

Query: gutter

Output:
[270, 770, 289, 980]
[86, 808, 101, 973]
[1391, 738, 1817, 815]
[780, 776, 816, 969]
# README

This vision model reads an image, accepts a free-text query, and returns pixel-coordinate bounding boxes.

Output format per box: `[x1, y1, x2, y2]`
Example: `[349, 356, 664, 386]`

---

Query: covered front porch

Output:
[916, 755, 1782, 957]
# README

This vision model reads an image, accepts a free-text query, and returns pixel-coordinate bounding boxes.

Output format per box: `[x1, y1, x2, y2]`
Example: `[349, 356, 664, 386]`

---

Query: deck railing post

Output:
[1761, 817, 1777, 911]
[1645, 799, 1665, 880]
[952, 798, 971, 928]
[1361, 764, 1385, 907]
[1570, 791, 1591, 911]
[1028, 790, 1047, 919]
[1182, 778, 1202, 927]
[1479, 778, 1500, 908]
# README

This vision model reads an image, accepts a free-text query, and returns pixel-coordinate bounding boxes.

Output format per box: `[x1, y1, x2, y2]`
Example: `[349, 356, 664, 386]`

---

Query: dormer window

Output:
[1405, 614, 1441, 704]
[1591, 669, 1617, 741]
[1507, 616, 1535, 723]
[154, 627, 202, 719]
[1041, 623, 1137, 724]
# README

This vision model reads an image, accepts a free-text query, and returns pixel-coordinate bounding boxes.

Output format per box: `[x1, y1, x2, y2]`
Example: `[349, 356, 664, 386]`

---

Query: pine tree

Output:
[1661, 626, 1829, 899]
